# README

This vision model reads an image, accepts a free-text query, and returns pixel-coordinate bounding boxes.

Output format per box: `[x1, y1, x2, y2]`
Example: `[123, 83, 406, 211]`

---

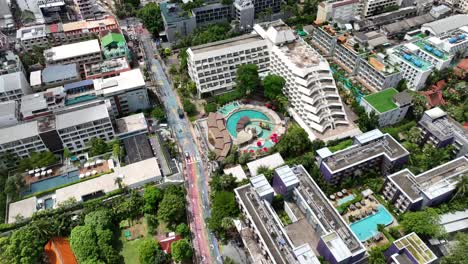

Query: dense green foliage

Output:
[263, 74, 286, 100]
[175, 23, 238, 49]
[400, 208, 443, 238]
[182, 99, 197, 116]
[236, 64, 260, 95]
[151, 106, 166, 122]
[440, 233, 468, 264]
[18, 151, 58, 171]
[403, 142, 454, 174]
[204, 102, 218, 113]
[137, 3, 164, 35]
[274, 125, 312, 157]
[171, 238, 193, 262]
[214, 90, 244, 105]
[143, 185, 164, 214]
[138, 238, 168, 264]
[157, 186, 186, 226]
[208, 191, 239, 240]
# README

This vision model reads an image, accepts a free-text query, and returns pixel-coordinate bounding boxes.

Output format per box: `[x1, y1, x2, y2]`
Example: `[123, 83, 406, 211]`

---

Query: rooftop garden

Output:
[363, 88, 399, 113]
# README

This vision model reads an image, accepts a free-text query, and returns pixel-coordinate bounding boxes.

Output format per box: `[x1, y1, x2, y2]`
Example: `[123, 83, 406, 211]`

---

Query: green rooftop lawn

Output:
[364, 88, 398, 113]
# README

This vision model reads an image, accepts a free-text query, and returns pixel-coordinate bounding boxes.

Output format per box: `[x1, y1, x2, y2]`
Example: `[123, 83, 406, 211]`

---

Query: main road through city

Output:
[140, 36, 222, 264]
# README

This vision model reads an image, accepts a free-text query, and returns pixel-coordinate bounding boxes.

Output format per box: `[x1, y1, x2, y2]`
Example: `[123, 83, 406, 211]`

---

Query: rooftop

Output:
[62, 16, 117, 32]
[322, 130, 409, 172]
[17, 24, 46, 40]
[439, 209, 468, 233]
[413, 39, 450, 61]
[189, 34, 266, 55]
[84, 57, 130, 77]
[418, 107, 467, 142]
[44, 39, 101, 61]
[116, 113, 147, 134]
[93, 69, 145, 95]
[55, 103, 109, 130]
[101, 32, 126, 47]
[250, 174, 274, 198]
[42, 64, 79, 83]
[223, 165, 247, 181]
[363, 88, 398, 113]
[247, 153, 285, 176]
[275, 165, 299, 188]
[0, 71, 30, 93]
[422, 14, 468, 35]
[392, 45, 433, 71]
[0, 121, 39, 145]
[393, 233, 437, 264]
[160, 2, 192, 24]
[0, 101, 17, 117]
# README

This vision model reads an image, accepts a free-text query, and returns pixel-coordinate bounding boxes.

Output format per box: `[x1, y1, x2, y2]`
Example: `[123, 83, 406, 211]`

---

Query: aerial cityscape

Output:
[0, 0, 466, 263]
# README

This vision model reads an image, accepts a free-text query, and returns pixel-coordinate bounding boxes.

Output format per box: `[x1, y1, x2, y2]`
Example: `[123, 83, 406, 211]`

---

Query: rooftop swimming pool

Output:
[350, 205, 393, 241]
[22, 170, 80, 197]
[226, 110, 271, 139]
[218, 101, 241, 117]
[337, 194, 355, 206]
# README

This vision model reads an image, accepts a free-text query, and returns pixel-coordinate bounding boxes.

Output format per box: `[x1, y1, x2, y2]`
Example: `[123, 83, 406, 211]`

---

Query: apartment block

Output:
[383, 156, 468, 213]
[187, 34, 269, 97]
[252, 0, 282, 16]
[56, 103, 114, 153]
[44, 39, 102, 69]
[20, 86, 66, 120]
[233, 0, 255, 31]
[16, 24, 49, 52]
[0, 101, 19, 127]
[317, 129, 409, 184]
[160, 2, 197, 43]
[0, 121, 48, 159]
[387, 44, 434, 90]
[361, 0, 401, 17]
[0, 51, 25, 76]
[356, 54, 402, 91]
[235, 164, 367, 264]
[384, 233, 437, 264]
[0, 71, 32, 103]
[192, 3, 231, 26]
[31, 64, 80, 91]
[418, 107, 468, 158]
[92, 69, 150, 116]
[316, 0, 360, 23]
[74, 0, 98, 19]
[360, 89, 411, 127]
[333, 40, 362, 74]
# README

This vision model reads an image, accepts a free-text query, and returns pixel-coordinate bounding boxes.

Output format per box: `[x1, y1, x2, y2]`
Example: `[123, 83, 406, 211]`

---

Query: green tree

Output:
[400, 208, 443, 237]
[70, 225, 101, 262]
[151, 106, 166, 121]
[406, 126, 422, 144]
[408, 91, 427, 120]
[396, 79, 408, 92]
[84, 209, 113, 230]
[157, 193, 186, 225]
[274, 125, 312, 158]
[440, 233, 468, 264]
[204, 102, 218, 113]
[236, 64, 260, 95]
[209, 173, 237, 193]
[113, 191, 144, 223]
[176, 223, 190, 238]
[171, 239, 193, 262]
[263, 74, 286, 100]
[63, 147, 71, 159]
[87, 138, 110, 157]
[208, 191, 239, 238]
[238, 152, 252, 165]
[137, 3, 164, 36]
[452, 175, 468, 201]
[182, 99, 197, 116]
[18, 151, 58, 171]
[0, 225, 48, 264]
[144, 185, 164, 213]
[138, 238, 168, 264]
[368, 246, 387, 264]
[256, 166, 274, 182]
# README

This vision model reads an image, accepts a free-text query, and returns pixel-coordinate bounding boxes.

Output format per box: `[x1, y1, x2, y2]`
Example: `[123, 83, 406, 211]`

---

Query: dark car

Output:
[177, 108, 184, 118]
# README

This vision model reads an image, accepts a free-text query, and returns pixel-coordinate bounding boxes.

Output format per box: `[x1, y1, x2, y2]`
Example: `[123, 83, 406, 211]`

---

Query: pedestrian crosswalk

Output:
[186, 156, 201, 164]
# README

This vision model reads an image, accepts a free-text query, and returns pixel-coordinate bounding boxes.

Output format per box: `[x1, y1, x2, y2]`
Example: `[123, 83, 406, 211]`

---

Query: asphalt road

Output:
[140, 36, 222, 264]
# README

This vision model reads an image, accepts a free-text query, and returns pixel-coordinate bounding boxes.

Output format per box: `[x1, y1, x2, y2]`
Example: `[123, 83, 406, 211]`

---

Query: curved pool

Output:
[226, 110, 271, 138]
[350, 205, 393, 241]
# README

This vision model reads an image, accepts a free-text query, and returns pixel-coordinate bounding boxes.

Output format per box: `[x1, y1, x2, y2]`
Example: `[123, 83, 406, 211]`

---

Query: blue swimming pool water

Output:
[22, 170, 80, 196]
[218, 102, 240, 116]
[350, 205, 393, 241]
[226, 110, 270, 138]
[337, 194, 355, 206]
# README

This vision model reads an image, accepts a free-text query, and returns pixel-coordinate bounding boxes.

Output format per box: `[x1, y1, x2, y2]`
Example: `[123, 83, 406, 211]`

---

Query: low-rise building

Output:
[192, 3, 231, 26]
[0, 71, 32, 102]
[384, 233, 437, 264]
[355, 54, 402, 91]
[317, 129, 409, 184]
[235, 164, 367, 264]
[16, 24, 49, 52]
[92, 69, 150, 116]
[425, 26, 468, 57]
[101, 32, 130, 60]
[420, 14, 468, 36]
[412, 39, 453, 70]
[361, 0, 401, 17]
[316, 0, 360, 23]
[20, 86, 66, 120]
[418, 107, 468, 158]
[38, 64, 80, 90]
[0, 101, 19, 127]
[160, 2, 196, 43]
[233, 0, 255, 31]
[44, 39, 102, 69]
[438, 210, 468, 235]
[0, 51, 25, 76]
[360, 88, 412, 127]
[383, 156, 468, 213]
[387, 44, 434, 90]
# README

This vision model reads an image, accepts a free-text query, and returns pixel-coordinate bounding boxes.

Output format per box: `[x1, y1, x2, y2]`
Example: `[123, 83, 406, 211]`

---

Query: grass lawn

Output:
[363, 88, 398, 113]
[120, 217, 150, 264]
[121, 237, 145, 264]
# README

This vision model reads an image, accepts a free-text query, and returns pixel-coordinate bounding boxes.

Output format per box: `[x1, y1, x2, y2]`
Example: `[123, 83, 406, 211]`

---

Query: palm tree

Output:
[452, 175, 468, 201]
[115, 176, 123, 189]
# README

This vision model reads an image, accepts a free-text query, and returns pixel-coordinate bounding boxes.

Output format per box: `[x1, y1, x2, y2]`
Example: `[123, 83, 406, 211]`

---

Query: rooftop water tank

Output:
[424, 45, 433, 52]
[458, 34, 466, 40]
[448, 37, 457, 43]
[433, 50, 443, 58]
[403, 54, 412, 61]
[413, 60, 422, 67]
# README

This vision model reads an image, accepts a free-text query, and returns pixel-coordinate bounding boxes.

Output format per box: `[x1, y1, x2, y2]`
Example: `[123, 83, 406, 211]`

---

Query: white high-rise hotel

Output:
[187, 20, 360, 140]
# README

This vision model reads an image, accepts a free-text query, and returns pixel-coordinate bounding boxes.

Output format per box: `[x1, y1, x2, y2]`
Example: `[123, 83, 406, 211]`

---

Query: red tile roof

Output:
[456, 58, 468, 71]
[44, 237, 78, 264]
[158, 234, 182, 254]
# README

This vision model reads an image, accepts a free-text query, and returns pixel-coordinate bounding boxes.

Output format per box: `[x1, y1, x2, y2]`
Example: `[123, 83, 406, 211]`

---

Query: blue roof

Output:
[63, 79, 94, 91]
[42, 64, 79, 83]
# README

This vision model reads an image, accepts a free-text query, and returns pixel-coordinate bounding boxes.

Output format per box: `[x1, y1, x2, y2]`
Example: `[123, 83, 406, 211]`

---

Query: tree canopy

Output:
[138, 238, 168, 264]
[157, 186, 186, 226]
[400, 208, 443, 238]
[236, 64, 260, 95]
[274, 125, 312, 158]
[263, 74, 286, 100]
[137, 3, 164, 36]
[208, 191, 239, 239]
[182, 99, 197, 116]
[440, 233, 468, 264]
[144, 185, 164, 214]
[18, 151, 58, 171]
[171, 239, 193, 262]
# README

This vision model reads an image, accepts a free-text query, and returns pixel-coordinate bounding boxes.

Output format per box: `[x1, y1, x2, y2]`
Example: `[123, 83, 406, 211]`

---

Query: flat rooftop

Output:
[322, 133, 408, 172]
[388, 169, 420, 201]
[55, 103, 109, 130]
[0, 121, 39, 145]
[189, 34, 266, 55]
[93, 69, 146, 95]
[392, 45, 433, 71]
[160, 2, 192, 23]
[393, 233, 437, 264]
[116, 113, 147, 134]
[293, 165, 364, 255]
[413, 39, 450, 61]
[418, 111, 467, 142]
[17, 24, 46, 40]
[279, 40, 321, 69]
[247, 153, 285, 176]
[363, 88, 398, 113]
[44, 39, 101, 61]
[123, 134, 154, 164]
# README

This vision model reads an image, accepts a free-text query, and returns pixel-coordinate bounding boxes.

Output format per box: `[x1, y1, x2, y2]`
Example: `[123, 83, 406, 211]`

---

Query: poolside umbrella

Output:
[360, 200, 366, 206]
[47, 169, 53, 175]
[342, 189, 348, 194]
[41, 171, 47, 176]
[329, 195, 336, 200]
[263, 147, 268, 152]
[85, 172, 91, 177]
[79, 174, 85, 178]
[337, 192, 343, 197]
[243, 150, 248, 153]
[257, 141, 262, 147]
[35, 168, 41, 173]
[28, 170, 35, 175]
[40, 167, 46, 171]
[350, 204, 356, 210]
[250, 149, 255, 153]
[355, 202, 361, 208]
[92, 170, 97, 175]
[35, 173, 40, 177]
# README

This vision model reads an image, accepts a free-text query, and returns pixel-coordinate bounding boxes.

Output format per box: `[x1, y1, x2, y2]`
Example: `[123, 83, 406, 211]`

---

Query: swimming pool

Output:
[226, 110, 271, 138]
[22, 170, 80, 196]
[350, 205, 393, 241]
[218, 102, 241, 116]
[337, 194, 355, 206]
